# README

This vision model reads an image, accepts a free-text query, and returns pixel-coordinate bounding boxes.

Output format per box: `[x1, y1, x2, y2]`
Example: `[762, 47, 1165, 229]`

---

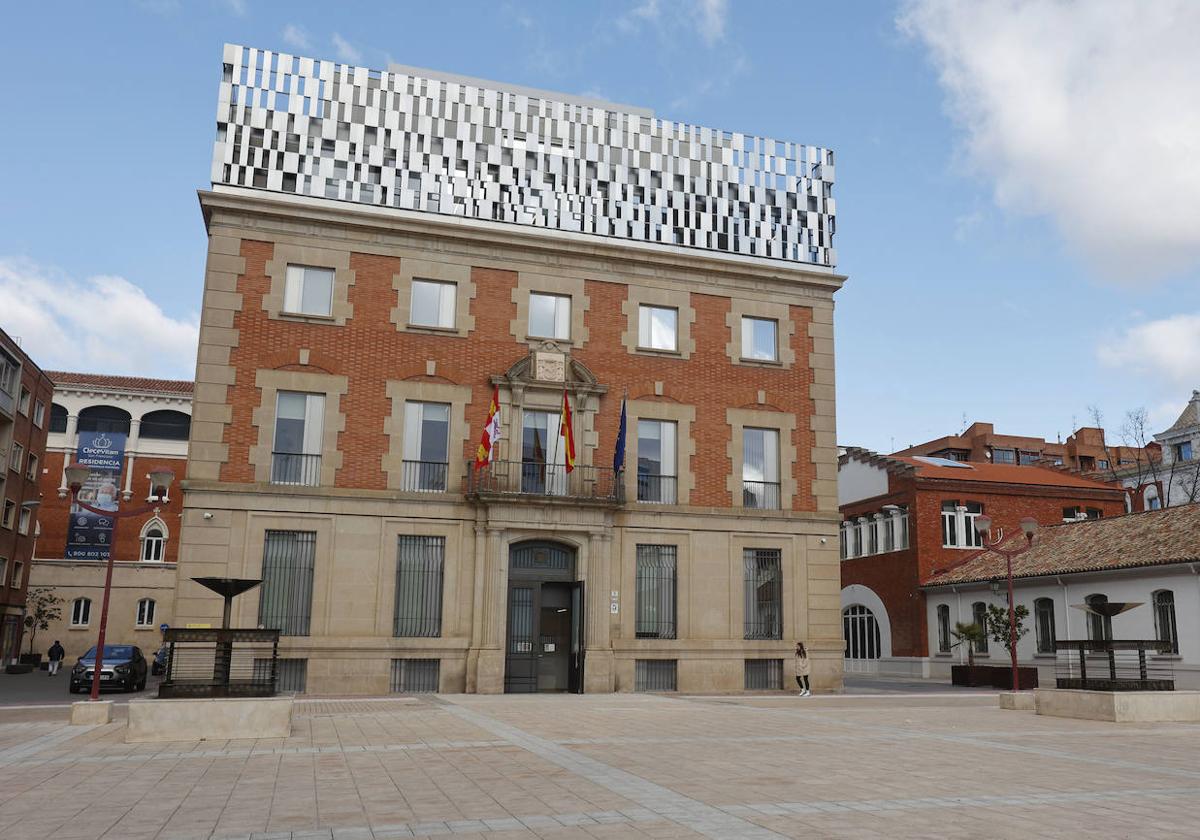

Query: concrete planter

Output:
[126, 696, 294, 743]
[1036, 688, 1200, 722]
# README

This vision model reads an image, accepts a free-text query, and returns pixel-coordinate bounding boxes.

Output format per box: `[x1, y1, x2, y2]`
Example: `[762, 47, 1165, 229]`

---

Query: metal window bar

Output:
[508, 586, 534, 653]
[401, 460, 449, 492]
[636, 474, 678, 504]
[258, 530, 316, 636]
[744, 659, 783, 690]
[252, 657, 306, 693]
[390, 658, 440, 693]
[160, 628, 280, 698]
[742, 480, 781, 510]
[1053, 640, 1175, 691]
[635, 659, 677, 692]
[467, 459, 622, 503]
[394, 536, 444, 637]
[1154, 592, 1179, 654]
[270, 451, 322, 486]
[743, 549, 782, 640]
[843, 605, 880, 660]
[635, 545, 677, 639]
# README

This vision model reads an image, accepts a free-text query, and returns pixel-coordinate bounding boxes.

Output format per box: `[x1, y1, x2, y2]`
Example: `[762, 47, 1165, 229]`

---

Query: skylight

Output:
[913, 456, 974, 469]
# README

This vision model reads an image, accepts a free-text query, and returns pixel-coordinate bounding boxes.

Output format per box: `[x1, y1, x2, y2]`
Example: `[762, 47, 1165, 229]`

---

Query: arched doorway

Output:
[505, 540, 584, 694]
[843, 605, 882, 673]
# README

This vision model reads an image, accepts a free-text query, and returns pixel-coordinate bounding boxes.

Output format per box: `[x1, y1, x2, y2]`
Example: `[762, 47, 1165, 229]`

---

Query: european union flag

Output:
[613, 397, 627, 473]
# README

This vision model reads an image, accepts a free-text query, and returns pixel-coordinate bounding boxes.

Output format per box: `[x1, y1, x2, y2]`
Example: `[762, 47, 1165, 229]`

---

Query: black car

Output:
[69, 645, 149, 693]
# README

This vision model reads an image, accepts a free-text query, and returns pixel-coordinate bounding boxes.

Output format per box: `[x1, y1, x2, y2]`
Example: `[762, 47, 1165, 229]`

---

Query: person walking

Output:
[47, 641, 66, 676]
[795, 642, 811, 696]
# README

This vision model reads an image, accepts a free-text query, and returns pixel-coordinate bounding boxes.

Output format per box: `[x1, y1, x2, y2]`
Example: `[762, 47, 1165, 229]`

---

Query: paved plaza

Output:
[1, 691, 1198, 839]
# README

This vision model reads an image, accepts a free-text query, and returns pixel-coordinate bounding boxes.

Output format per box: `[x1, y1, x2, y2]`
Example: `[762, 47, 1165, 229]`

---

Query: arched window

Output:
[843, 605, 881, 660]
[1143, 485, 1161, 511]
[71, 598, 92, 627]
[1153, 590, 1178, 654]
[49, 403, 69, 433]
[139, 518, 167, 562]
[77, 405, 131, 435]
[971, 601, 989, 654]
[1034, 597, 1056, 654]
[139, 409, 191, 441]
[936, 604, 951, 653]
[135, 598, 156, 627]
[1085, 594, 1112, 642]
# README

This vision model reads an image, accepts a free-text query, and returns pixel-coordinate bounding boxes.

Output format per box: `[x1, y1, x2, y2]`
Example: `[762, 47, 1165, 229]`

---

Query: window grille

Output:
[1153, 590, 1178, 654]
[508, 586, 534, 653]
[255, 657, 307, 692]
[744, 659, 783, 690]
[258, 530, 316, 636]
[635, 659, 677, 692]
[843, 605, 881, 660]
[390, 658, 440, 693]
[635, 545, 677, 639]
[394, 536, 444, 637]
[743, 548, 782, 640]
[937, 604, 951, 653]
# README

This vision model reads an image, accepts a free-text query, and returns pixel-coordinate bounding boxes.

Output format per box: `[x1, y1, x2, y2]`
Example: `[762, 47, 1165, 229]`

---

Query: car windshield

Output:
[81, 646, 134, 660]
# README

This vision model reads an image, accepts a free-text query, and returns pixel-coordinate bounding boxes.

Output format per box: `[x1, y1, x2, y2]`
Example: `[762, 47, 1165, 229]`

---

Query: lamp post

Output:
[64, 463, 174, 701]
[973, 514, 1038, 691]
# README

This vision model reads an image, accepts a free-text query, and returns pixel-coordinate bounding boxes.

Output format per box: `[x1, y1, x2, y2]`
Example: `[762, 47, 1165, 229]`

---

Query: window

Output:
[140, 410, 191, 441]
[742, 427, 780, 509]
[941, 502, 958, 548]
[258, 530, 317, 636]
[17, 506, 31, 536]
[942, 501, 983, 548]
[394, 536, 444, 637]
[10, 442, 24, 473]
[882, 515, 895, 553]
[135, 598, 156, 627]
[390, 659, 440, 693]
[271, 392, 324, 485]
[937, 604, 951, 653]
[1097, 459, 1110, 470]
[971, 602, 989, 653]
[78, 405, 131, 435]
[283, 264, 334, 316]
[0, 558, 6, 589]
[33, 400, 45, 427]
[636, 419, 677, 503]
[743, 548, 782, 640]
[635, 545, 677, 639]
[741, 316, 778, 361]
[843, 605, 881, 660]
[1153, 590, 1178, 654]
[528, 292, 570, 339]
[1176, 441, 1194, 462]
[1, 499, 13, 529]
[1085, 594, 1112, 642]
[49, 403, 68, 433]
[10, 561, 22, 589]
[25, 453, 38, 481]
[140, 519, 166, 562]
[744, 659, 783, 690]
[1144, 485, 1161, 510]
[521, 409, 567, 495]
[1018, 450, 1040, 465]
[0, 351, 17, 396]
[1085, 508, 1103, 520]
[867, 518, 879, 554]
[852, 519, 864, 556]
[634, 659, 677, 691]
[409, 279, 456, 328]
[991, 447, 1015, 464]
[402, 402, 450, 491]
[18, 386, 30, 415]
[1062, 506, 1081, 521]
[638, 305, 677, 351]
[839, 523, 849, 560]
[1035, 597, 1056, 654]
[71, 597, 92, 627]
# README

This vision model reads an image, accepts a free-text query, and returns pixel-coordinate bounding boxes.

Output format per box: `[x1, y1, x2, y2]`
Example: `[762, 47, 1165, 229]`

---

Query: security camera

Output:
[202, 512, 214, 520]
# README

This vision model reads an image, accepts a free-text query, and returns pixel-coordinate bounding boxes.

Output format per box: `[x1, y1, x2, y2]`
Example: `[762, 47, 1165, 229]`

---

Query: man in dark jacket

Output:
[47, 641, 66, 676]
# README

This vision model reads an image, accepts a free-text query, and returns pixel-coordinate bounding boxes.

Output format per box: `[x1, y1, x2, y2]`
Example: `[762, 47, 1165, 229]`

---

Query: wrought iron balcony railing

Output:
[467, 460, 623, 504]
[742, 480, 781, 510]
[270, 452, 321, 486]
[401, 460, 449, 492]
[636, 473, 678, 504]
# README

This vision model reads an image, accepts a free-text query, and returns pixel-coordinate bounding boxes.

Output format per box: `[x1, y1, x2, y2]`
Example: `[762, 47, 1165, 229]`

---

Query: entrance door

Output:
[505, 541, 583, 693]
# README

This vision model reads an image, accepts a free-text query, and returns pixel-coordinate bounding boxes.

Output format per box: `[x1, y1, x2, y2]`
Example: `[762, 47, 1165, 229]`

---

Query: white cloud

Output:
[900, 0, 1200, 282]
[0, 258, 199, 380]
[695, 0, 728, 45]
[617, 0, 727, 45]
[331, 33, 362, 64]
[222, 0, 247, 16]
[1099, 312, 1200, 389]
[282, 23, 311, 51]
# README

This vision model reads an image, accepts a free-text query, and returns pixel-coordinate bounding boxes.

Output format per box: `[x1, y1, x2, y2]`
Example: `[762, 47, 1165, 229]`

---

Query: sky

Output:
[1, 0, 1198, 453]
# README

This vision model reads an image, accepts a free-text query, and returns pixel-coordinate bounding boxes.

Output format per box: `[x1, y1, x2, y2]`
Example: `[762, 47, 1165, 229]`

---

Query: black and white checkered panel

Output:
[213, 44, 836, 268]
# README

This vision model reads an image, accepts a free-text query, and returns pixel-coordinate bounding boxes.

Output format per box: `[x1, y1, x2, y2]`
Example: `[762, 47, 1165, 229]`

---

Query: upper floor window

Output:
[283, 264, 334, 316]
[140, 410, 191, 441]
[742, 427, 780, 509]
[522, 410, 568, 495]
[1153, 590, 1178, 654]
[991, 447, 1015, 464]
[271, 392, 324, 486]
[402, 402, 450, 491]
[637, 419, 677, 504]
[528, 292, 570, 340]
[26, 453, 38, 482]
[0, 351, 17, 397]
[409, 279, 456, 329]
[1018, 450, 1040, 465]
[10, 442, 24, 474]
[1097, 459, 1110, 470]
[638, 305, 678, 351]
[78, 405, 131, 435]
[1176, 441, 1194, 462]
[10, 560, 22, 589]
[33, 400, 45, 427]
[941, 501, 984, 548]
[1, 499, 13, 529]
[18, 386, 30, 415]
[741, 316, 778, 362]
[1144, 485, 1161, 510]
[17, 506, 31, 535]
[49, 403, 68, 433]
[135, 598, 156, 627]
[140, 518, 167, 562]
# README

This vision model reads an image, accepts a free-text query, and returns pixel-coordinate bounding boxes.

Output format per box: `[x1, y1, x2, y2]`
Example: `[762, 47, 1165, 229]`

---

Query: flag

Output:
[613, 396, 627, 473]
[474, 386, 501, 469]
[560, 390, 576, 473]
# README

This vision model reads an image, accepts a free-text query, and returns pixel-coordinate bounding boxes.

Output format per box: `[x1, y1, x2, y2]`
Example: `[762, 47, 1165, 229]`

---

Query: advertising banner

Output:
[65, 431, 127, 560]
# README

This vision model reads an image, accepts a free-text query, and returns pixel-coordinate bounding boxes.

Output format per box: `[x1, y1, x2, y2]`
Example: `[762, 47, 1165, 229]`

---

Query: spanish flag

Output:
[474, 385, 501, 469]
[560, 390, 576, 473]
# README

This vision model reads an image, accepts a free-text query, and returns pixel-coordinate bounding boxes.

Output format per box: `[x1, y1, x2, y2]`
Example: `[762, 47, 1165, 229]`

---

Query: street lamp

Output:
[65, 464, 174, 701]
[973, 514, 1038, 692]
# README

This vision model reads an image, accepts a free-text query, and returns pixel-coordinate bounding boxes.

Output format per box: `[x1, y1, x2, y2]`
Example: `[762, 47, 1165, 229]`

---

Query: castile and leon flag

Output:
[474, 385, 502, 469]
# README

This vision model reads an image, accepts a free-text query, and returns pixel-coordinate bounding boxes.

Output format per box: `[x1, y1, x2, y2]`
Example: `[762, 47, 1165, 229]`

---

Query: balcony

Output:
[270, 452, 321, 486]
[742, 480, 781, 510]
[401, 460, 449, 492]
[636, 473, 677, 504]
[467, 460, 623, 505]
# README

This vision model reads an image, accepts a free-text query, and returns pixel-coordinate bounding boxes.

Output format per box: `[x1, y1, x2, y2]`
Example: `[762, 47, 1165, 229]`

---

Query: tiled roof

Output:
[840, 447, 1117, 491]
[924, 503, 1200, 586]
[47, 371, 194, 396]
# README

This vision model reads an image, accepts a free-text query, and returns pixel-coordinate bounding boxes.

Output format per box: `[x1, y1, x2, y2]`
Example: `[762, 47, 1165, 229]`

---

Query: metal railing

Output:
[270, 452, 321, 486]
[400, 460, 449, 492]
[636, 473, 678, 504]
[467, 460, 623, 503]
[158, 628, 281, 698]
[1054, 639, 1176, 691]
[743, 480, 781, 510]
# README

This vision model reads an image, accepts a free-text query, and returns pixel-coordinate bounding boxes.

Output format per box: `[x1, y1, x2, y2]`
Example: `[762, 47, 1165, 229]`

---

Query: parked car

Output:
[69, 645, 148, 693]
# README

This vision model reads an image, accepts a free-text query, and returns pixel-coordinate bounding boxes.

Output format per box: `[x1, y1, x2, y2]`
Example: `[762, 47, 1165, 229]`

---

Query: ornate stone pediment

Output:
[494, 341, 604, 394]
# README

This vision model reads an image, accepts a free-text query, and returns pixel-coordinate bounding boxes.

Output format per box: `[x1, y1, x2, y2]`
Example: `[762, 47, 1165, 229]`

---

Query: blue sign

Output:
[65, 431, 127, 560]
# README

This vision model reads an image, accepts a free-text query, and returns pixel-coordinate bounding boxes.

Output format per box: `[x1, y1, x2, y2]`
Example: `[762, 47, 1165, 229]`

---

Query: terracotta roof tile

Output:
[47, 370, 194, 396]
[924, 503, 1200, 586]
[894, 456, 1116, 489]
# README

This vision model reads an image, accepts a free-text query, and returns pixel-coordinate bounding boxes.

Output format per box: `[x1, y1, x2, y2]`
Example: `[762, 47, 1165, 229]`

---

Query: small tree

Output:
[985, 602, 1030, 658]
[24, 587, 64, 655]
[949, 621, 987, 667]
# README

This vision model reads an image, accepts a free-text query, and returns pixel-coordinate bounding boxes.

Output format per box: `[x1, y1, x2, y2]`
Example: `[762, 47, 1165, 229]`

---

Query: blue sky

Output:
[1, 0, 1197, 452]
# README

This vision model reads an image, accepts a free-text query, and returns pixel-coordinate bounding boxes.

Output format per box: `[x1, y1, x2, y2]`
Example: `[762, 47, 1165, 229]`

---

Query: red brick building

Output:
[0, 328, 54, 664]
[838, 448, 1125, 675]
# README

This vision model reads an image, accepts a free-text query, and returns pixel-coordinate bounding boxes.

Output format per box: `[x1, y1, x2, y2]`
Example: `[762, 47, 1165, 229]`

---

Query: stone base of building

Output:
[999, 691, 1036, 711]
[70, 700, 113, 725]
[126, 697, 294, 742]
[1034, 688, 1200, 722]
